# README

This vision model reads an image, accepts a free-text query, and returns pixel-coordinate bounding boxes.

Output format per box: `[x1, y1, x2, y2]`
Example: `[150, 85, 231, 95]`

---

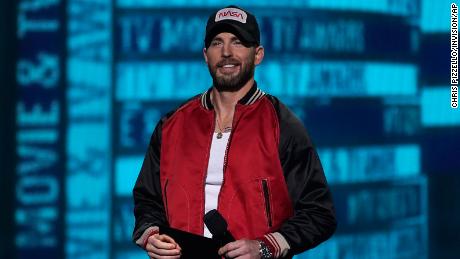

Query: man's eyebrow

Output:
[211, 36, 241, 42]
[211, 37, 223, 42]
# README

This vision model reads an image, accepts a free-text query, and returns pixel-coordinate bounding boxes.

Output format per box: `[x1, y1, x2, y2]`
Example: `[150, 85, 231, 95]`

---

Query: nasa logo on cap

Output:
[205, 5, 260, 48]
[215, 7, 247, 23]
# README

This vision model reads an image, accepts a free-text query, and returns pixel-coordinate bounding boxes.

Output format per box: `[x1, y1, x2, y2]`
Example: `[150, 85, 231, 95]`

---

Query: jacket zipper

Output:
[217, 107, 237, 208]
[202, 112, 216, 230]
[261, 179, 273, 228]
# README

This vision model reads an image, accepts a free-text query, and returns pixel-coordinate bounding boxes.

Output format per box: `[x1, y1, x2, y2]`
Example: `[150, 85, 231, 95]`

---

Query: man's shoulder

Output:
[263, 94, 302, 126]
[263, 94, 311, 145]
[160, 93, 203, 121]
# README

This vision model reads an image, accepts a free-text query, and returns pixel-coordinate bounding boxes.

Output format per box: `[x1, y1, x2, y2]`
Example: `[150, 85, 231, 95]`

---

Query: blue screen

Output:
[8, 0, 459, 258]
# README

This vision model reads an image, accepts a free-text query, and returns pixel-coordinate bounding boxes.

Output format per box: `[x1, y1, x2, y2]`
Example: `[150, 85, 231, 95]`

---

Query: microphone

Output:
[204, 209, 235, 247]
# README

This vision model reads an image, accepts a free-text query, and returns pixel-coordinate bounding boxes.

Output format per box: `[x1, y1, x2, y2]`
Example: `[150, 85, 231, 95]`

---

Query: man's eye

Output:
[233, 40, 243, 45]
[211, 41, 222, 46]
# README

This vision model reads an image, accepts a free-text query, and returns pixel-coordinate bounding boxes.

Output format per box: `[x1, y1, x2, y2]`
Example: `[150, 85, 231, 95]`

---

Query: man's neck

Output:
[211, 78, 254, 126]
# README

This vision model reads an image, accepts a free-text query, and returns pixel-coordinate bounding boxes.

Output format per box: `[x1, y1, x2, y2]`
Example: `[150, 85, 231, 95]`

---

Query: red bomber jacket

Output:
[133, 83, 337, 257]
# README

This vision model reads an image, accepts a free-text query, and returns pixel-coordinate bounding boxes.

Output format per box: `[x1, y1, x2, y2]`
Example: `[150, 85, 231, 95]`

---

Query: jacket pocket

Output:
[163, 179, 169, 221]
[261, 179, 272, 228]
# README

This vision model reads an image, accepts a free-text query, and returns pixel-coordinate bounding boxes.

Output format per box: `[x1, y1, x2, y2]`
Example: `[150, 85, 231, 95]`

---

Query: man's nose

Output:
[221, 43, 233, 57]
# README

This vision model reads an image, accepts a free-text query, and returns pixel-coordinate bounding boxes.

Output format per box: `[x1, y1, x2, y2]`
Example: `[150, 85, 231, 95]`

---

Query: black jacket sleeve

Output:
[132, 119, 168, 244]
[269, 96, 337, 255]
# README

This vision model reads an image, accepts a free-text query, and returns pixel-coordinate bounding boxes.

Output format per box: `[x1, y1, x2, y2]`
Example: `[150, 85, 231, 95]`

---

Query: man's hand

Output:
[218, 239, 261, 259]
[145, 233, 181, 259]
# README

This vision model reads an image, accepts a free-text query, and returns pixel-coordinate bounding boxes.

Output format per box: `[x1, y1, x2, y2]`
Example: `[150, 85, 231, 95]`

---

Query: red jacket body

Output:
[133, 84, 337, 255]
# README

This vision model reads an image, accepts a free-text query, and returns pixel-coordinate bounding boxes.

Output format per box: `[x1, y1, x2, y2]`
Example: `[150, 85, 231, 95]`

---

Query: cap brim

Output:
[205, 22, 258, 47]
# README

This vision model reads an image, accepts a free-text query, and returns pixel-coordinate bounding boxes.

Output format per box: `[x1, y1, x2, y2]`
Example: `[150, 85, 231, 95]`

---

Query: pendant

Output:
[216, 132, 223, 139]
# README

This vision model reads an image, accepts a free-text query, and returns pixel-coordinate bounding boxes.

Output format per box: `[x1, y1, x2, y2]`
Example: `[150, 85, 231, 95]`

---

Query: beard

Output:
[208, 54, 255, 92]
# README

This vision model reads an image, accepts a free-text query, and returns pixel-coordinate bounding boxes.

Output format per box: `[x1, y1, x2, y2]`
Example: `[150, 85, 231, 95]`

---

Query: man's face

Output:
[204, 32, 264, 92]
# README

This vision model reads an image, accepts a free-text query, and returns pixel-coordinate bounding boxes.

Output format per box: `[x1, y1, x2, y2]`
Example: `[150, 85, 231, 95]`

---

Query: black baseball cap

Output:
[204, 5, 260, 48]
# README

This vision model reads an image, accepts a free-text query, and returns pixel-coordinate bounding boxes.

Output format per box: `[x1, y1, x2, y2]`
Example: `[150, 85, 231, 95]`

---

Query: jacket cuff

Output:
[135, 226, 159, 249]
[259, 232, 290, 258]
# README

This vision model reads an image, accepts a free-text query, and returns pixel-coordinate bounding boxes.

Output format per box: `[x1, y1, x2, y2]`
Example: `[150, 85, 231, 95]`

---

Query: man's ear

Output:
[203, 48, 208, 64]
[254, 46, 264, 66]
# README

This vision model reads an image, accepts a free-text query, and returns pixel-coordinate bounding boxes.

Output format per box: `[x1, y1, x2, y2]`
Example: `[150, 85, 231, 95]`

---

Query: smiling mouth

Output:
[217, 63, 240, 74]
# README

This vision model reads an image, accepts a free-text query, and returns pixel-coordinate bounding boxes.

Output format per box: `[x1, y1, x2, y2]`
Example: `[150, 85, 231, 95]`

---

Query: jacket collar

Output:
[200, 81, 265, 110]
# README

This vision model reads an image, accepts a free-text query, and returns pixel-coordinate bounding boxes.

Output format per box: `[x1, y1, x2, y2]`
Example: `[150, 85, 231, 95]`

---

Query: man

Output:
[132, 5, 337, 259]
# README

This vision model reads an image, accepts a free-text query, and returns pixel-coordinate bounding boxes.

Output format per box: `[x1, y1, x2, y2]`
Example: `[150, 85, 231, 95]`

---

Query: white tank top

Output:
[203, 132, 230, 238]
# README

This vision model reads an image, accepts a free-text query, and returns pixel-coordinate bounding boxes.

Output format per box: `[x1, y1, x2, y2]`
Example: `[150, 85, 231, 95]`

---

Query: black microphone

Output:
[204, 209, 235, 247]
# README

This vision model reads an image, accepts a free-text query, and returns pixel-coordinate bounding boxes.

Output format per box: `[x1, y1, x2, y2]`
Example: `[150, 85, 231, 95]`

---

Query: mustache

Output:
[216, 58, 241, 67]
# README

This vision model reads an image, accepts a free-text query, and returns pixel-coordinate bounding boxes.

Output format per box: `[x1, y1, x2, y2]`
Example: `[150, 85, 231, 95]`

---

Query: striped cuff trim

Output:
[261, 232, 290, 258]
[135, 226, 159, 249]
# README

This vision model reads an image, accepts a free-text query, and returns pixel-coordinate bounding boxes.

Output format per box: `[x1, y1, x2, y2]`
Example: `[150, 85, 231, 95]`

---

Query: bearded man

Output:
[132, 5, 337, 259]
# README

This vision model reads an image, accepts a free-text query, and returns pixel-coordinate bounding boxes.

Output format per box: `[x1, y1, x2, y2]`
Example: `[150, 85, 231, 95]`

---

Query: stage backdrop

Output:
[5, 0, 459, 258]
